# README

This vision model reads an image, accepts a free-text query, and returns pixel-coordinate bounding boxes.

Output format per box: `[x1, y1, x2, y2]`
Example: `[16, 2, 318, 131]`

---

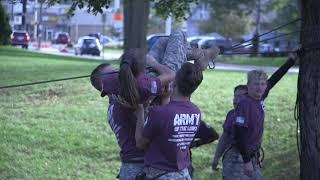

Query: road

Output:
[28, 42, 299, 74]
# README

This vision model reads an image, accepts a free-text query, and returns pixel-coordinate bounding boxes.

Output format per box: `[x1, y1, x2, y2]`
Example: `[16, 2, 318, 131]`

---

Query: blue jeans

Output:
[119, 162, 144, 180]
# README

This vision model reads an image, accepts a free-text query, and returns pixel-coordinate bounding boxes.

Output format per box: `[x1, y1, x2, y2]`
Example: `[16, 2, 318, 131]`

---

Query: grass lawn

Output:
[103, 48, 123, 57]
[221, 55, 289, 67]
[0, 47, 299, 179]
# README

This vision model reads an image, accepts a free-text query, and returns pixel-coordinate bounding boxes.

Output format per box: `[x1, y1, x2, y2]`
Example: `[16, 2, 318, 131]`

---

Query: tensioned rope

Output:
[0, 71, 119, 90]
[226, 30, 301, 52]
[227, 18, 301, 50]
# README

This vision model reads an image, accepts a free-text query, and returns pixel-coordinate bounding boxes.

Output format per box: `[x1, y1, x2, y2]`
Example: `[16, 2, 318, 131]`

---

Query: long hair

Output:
[119, 48, 146, 108]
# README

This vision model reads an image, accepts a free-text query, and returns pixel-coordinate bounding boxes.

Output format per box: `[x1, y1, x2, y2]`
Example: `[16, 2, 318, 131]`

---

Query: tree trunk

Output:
[299, 0, 320, 179]
[123, 0, 149, 51]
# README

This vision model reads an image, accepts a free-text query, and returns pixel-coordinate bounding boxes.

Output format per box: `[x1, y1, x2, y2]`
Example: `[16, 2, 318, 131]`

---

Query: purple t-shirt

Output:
[101, 73, 162, 101]
[222, 109, 235, 145]
[102, 73, 162, 161]
[233, 94, 265, 150]
[142, 101, 202, 172]
[223, 109, 235, 134]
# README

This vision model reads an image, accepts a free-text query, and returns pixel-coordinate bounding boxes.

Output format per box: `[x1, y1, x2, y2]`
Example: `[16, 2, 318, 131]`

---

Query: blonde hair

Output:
[247, 70, 268, 84]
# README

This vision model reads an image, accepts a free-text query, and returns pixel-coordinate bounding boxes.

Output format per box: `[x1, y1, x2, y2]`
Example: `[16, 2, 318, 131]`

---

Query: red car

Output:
[53, 32, 70, 44]
[11, 31, 30, 49]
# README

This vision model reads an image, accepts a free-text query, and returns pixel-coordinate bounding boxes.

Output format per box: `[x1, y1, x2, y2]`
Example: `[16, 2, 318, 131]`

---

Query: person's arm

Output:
[263, 53, 298, 99]
[160, 83, 173, 105]
[146, 55, 175, 86]
[212, 132, 229, 170]
[135, 105, 149, 149]
[191, 121, 219, 148]
[234, 101, 253, 177]
[136, 106, 160, 149]
[234, 125, 251, 162]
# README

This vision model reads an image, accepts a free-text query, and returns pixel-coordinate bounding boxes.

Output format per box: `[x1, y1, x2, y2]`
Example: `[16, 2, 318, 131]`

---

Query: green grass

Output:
[103, 48, 123, 56]
[222, 55, 288, 67]
[0, 47, 299, 179]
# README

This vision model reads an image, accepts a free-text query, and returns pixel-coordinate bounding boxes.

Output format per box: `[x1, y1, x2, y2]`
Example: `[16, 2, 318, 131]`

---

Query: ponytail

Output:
[118, 49, 145, 108]
[119, 62, 140, 109]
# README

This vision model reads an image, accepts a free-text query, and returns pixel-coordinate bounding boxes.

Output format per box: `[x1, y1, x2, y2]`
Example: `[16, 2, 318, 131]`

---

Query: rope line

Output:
[228, 30, 301, 51]
[0, 71, 119, 90]
[229, 18, 301, 50]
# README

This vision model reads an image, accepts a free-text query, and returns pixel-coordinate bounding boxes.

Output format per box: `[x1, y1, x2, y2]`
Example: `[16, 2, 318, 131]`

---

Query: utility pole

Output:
[255, 0, 261, 36]
[165, 16, 172, 35]
[102, 13, 106, 59]
[10, 0, 15, 29]
[34, 0, 38, 40]
[22, 0, 27, 30]
[114, 0, 120, 11]
[252, 0, 261, 56]
[37, 0, 43, 50]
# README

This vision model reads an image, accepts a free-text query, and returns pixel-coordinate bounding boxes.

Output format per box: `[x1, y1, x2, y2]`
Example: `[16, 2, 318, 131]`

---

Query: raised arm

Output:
[263, 53, 299, 99]
[146, 55, 175, 86]
[135, 104, 149, 149]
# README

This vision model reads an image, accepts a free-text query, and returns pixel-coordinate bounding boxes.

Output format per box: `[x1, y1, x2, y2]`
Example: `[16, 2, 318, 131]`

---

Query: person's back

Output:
[135, 62, 204, 179]
[143, 101, 201, 171]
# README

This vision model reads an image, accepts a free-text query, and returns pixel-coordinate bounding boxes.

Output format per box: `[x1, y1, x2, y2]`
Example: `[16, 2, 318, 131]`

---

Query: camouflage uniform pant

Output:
[147, 31, 189, 72]
[119, 162, 144, 180]
[144, 166, 192, 180]
[222, 147, 262, 180]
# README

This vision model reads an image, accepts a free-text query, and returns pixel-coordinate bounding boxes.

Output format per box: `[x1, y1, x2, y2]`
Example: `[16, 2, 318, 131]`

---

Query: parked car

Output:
[197, 36, 231, 54]
[88, 33, 102, 42]
[53, 32, 70, 44]
[231, 42, 253, 54]
[147, 34, 168, 51]
[189, 37, 201, 48]
[259, 43, 276, 56]
[10, 31, 30, 49]
[101, 35, 115, 47]
[74, 36, 102, 56]
[201, 38, 232, 53]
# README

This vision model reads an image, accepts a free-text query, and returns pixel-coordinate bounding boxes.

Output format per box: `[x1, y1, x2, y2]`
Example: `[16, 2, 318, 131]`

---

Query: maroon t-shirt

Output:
[101, 73, 162, 103]
[233, 94, 265, 150]
[222, 109, 235, 145]
[102, 73, 162, 161]
[142, 101, 202, 171]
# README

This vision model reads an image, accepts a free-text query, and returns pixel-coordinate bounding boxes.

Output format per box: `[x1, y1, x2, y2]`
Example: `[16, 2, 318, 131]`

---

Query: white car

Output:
[74, 36, 102, 56]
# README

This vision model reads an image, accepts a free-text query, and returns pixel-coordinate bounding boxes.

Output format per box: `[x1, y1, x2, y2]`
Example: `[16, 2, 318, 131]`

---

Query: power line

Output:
[0, 71, 119, 90]
[228, 18, 301, 50]
[226, 30, 301, 52]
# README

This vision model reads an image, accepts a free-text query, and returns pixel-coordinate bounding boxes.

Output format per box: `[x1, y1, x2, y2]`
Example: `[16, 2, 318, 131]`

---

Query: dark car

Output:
[231, 42, 253, 54]
[11, 31, 30, 49]
[201, 39, 232, 53]
[189, 38, 202, 48]
[147, 34, 168, 51]
[53, 32, 70, 44]
[74, 36, 102, 56]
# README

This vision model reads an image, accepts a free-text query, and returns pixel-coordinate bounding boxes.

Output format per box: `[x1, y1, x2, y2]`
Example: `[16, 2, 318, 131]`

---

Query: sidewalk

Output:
[214, 62, 299, 74]
[27, 47, 299, 74]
